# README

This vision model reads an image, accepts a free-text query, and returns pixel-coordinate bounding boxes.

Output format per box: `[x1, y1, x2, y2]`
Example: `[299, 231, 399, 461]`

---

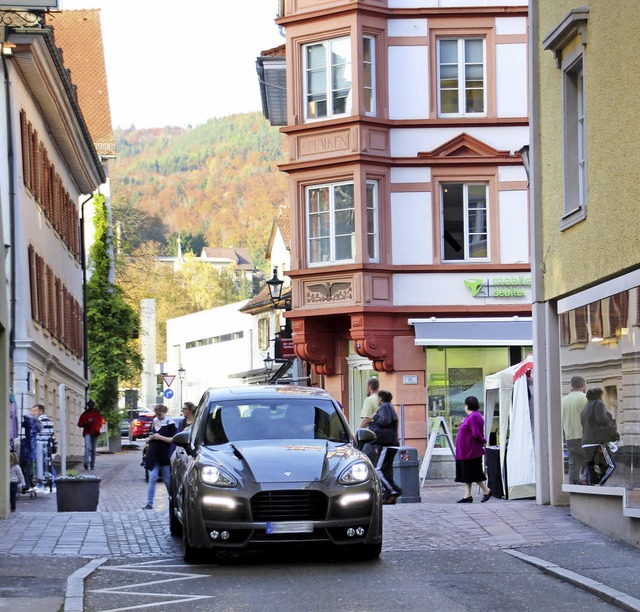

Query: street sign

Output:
[163, 388, 174, 399]
[162, 374, 176, 387]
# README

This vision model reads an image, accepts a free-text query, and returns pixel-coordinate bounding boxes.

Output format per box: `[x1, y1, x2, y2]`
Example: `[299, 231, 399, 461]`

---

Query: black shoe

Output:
[457, 496, 473, 503]
[83, 464, 89, 470]
[481, 491, 493, 503]
[142, 504, 153, 510]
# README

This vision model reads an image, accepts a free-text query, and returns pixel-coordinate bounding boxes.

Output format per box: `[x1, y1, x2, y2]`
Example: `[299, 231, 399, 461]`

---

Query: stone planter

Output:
[56, 477, 101, 512]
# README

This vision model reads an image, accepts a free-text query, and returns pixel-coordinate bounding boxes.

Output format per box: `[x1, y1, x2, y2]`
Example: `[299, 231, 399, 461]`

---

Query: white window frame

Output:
[440, 182, 489, 262]
[303, 37, 352, 122]
[366, 180, 379, 262]
[437, 37, 486, 117]
[306, 181, 356, 266]
[363, 35, 376, 117]
[561, 53, 587, 228]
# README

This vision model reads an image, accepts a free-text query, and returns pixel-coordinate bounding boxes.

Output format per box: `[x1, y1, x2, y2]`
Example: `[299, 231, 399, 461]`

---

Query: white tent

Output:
[483, 355, 535, 500]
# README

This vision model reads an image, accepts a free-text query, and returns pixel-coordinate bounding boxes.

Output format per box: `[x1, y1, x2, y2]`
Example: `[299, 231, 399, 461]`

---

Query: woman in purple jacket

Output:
[455, 396, 492, 503]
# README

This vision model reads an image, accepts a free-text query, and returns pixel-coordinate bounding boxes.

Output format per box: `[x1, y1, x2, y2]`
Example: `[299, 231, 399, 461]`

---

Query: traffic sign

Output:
[163, 388, 174, 399]
[162, 374, 176, 387]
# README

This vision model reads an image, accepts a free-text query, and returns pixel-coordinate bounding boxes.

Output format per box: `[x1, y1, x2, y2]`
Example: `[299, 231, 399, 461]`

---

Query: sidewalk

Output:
[1, 445, 639, 611]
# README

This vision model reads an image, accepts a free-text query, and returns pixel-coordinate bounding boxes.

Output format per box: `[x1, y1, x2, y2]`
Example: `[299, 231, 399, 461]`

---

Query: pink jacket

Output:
[455, 410, 486, 461]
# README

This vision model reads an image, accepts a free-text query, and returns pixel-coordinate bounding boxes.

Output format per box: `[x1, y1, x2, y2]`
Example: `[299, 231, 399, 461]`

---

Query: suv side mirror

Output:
[356, 428, 377, 445]
[172, 430, 193, 455]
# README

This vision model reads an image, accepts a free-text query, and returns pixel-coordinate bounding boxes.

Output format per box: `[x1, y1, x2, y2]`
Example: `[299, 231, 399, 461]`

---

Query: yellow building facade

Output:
[531, 0, 640, 546]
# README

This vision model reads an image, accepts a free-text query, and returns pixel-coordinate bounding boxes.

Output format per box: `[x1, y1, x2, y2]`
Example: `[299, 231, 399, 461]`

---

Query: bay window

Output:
[441, 183, 488, 261]
[306, 180, 379, 265]
[304, 37, 351, 121]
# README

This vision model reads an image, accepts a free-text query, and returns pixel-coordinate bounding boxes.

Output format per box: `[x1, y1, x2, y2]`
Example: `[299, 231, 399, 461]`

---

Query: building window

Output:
[366, 181, 379, 262]
[437, 38, 485, 116]
[307, 182, 355, 265]
[363, 36, 375, 116]
[303, 37, 351, 121]
[563, 57, 587, 220]
[258, 316, 270, 351]
[441, 183, 488, 261]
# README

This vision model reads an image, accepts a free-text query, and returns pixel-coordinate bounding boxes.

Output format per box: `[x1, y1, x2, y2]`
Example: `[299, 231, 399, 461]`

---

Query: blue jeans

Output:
[146, 464, 171, 508]
[83, 434, 98, 468]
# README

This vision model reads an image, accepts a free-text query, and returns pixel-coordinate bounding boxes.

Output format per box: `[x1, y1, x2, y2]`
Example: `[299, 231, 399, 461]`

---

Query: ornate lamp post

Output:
[178, 366, 186, 409]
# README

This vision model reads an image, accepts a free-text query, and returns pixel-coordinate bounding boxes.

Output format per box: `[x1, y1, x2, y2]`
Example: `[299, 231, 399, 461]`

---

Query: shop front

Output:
[409, 317, 532, 475]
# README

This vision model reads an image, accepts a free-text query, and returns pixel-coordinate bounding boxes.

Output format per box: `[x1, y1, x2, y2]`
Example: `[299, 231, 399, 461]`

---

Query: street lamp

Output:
[178, 366, 186, 409]
[263, 354, 274, 373]
[266, 268, 284, 303]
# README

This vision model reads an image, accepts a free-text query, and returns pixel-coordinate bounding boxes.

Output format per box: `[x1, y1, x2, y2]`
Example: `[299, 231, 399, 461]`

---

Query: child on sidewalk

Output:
[10, 451, 26, 512]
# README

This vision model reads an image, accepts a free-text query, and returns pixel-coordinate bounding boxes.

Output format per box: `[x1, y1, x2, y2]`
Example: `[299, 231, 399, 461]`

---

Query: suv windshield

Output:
[203, 399, 350, 445]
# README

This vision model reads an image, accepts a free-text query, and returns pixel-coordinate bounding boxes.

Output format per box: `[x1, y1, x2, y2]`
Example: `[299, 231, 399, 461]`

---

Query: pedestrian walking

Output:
[561, 375, 588, 484]
[30, 404, 57, 488]
[369, 390, 402, 505]
[581, 387, 619, 486]
[358, 376, 379, 428]
[9, 451, 26, 512]
[180, 402, 197, 431]
[455, 395, 492, 503]
[77, 399, 105, 470]
[143, 404, 177, 510]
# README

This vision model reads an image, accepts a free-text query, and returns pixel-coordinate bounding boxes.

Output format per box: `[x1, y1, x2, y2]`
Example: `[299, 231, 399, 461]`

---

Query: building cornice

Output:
[8, 24, 106, 190]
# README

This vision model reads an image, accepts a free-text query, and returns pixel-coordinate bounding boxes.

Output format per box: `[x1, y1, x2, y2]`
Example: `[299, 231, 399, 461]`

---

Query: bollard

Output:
[392, 446, 421, 503]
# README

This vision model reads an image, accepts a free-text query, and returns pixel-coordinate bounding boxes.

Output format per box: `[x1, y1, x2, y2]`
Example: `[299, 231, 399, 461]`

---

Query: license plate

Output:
[265, 521, 313, 534]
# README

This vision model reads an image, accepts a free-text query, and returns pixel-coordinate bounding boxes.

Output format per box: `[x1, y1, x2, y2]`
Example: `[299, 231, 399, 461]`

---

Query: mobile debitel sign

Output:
[464, 276, 532, 299]
[0, 1, 58, 8]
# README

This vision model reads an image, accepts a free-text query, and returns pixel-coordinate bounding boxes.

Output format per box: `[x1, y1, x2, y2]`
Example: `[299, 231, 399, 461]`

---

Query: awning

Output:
[409, 317, 532, 347]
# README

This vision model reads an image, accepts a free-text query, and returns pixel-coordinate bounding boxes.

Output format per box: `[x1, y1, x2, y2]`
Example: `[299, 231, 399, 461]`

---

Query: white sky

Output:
[60, 0, 285, 129]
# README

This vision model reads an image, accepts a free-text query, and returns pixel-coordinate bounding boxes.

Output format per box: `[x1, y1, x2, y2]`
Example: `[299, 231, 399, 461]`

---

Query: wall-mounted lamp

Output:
[518, 145, 530, 186]
[266, 268, 284, 303]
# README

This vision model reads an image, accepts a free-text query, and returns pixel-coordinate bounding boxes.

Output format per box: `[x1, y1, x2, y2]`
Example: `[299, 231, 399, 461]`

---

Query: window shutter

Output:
[589, 302, 602, 340]
[574, 306, 588, 343]
[28, 245, 37, 320]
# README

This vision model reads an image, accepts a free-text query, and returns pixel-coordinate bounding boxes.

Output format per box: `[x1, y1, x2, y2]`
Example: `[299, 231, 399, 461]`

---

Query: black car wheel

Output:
[182, 501, 202, 563]
[169, 492, 182, 537]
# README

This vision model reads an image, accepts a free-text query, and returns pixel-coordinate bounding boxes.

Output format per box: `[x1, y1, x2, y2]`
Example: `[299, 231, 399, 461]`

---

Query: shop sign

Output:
[275, 337, 296, 360]
[464, 276, 532, 298]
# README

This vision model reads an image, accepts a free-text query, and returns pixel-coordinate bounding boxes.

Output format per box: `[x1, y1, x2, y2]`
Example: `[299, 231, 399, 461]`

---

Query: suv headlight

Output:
[200, 465, 236, 487]
[338, 461, 370, 485]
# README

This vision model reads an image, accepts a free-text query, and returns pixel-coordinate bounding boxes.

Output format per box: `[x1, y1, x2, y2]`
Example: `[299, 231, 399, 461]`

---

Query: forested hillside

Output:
[110, 112, 288, 266]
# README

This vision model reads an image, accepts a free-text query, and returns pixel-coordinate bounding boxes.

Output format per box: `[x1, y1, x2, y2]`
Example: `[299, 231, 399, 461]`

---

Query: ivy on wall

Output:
[86, 194, 142, 432]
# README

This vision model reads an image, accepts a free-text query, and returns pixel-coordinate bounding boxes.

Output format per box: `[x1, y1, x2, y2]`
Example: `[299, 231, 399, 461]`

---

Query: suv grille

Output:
[251, 490, 328, 521]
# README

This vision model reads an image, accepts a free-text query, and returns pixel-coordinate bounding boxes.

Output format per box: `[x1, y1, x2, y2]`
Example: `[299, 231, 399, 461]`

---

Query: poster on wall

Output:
[447, 367, 484, 420]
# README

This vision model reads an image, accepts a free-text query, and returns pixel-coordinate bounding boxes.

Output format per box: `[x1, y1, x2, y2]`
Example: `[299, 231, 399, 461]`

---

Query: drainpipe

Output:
[80, 194, 93, 398]
[3, 52, 16, 361]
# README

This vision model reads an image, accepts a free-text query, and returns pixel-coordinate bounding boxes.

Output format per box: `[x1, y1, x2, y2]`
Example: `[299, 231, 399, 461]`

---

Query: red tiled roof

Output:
[260, 43, 285, 57]
[46, 10, 115, 158]
[277, 207, 291, 243]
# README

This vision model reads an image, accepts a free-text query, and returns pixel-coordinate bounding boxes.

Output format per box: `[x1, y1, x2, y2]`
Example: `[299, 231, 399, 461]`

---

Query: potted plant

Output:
[56, 471, 101, 512]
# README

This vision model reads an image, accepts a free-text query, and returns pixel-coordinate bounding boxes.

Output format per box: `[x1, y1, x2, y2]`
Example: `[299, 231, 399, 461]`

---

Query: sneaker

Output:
[90, 466, 95, 470]
[83, 464, 89, 470]
[142, 504, 153, 510]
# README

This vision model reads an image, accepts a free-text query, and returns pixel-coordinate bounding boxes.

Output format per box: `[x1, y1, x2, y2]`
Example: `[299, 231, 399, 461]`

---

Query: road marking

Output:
[86, 559, 215, 611]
